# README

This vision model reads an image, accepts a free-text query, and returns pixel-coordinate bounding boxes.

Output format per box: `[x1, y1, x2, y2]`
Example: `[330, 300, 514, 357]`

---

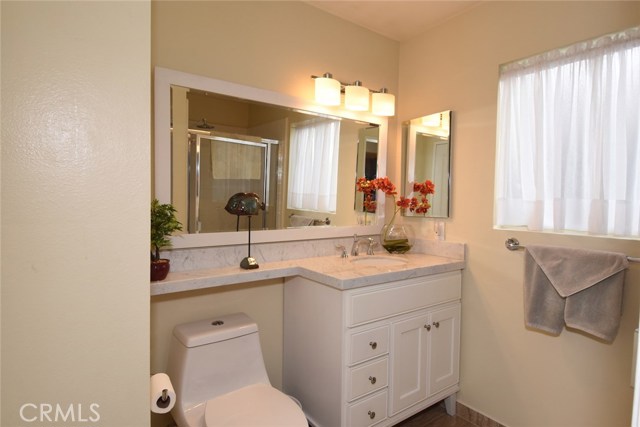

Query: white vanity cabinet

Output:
[283, 270, 461, 427]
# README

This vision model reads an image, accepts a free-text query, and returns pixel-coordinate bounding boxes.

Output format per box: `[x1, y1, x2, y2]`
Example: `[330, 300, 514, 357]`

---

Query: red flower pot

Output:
[150, 259, 171, 281]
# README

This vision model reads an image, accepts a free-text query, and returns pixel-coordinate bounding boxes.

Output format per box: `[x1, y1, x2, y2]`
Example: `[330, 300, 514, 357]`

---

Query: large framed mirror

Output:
[402, 111, 452, 218]
[155, 67, 387, 248]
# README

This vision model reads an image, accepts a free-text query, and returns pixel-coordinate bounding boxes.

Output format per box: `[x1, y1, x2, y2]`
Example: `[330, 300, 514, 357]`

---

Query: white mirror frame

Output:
[154, 67, 387, 249]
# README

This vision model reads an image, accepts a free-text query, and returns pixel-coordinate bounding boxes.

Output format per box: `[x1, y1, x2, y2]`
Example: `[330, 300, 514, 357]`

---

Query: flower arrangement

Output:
[356, 176, 435, 253]
[356, 176, 435, 218]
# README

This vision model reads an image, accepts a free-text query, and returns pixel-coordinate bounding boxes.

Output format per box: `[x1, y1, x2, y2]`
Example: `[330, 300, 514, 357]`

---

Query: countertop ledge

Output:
[150, 253, 465, 296]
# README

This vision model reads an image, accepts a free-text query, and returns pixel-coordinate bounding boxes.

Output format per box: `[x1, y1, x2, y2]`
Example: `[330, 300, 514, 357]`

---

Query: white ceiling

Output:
[304, 1, 482, 42]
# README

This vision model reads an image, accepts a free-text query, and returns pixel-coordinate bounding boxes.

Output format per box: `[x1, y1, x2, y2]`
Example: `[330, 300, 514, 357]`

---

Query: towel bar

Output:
[505, 237, 640, 263]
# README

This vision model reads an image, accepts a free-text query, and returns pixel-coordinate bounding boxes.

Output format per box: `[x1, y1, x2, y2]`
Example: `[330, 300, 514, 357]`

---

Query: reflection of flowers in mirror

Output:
[356, 176, 435, 216]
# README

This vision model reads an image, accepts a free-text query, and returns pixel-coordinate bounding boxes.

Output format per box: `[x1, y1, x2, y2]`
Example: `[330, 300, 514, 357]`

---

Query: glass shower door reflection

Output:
[188, 134, 273, 233]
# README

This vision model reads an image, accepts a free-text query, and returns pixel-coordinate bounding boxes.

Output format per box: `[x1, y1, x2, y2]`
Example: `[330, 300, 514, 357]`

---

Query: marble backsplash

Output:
[164, 235, 465, 272]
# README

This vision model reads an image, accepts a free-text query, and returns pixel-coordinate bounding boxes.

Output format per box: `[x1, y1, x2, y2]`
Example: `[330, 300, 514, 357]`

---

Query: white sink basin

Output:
[350, 255, 408, 267]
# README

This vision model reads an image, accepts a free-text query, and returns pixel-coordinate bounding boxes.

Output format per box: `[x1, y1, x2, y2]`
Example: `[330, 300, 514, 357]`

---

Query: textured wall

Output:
[1, 2, 151, 425]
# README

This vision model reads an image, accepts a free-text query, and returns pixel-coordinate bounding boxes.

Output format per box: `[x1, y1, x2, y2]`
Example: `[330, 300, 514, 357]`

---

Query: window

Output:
[495, 26, 640, 238]
[287, 118, 340, 213]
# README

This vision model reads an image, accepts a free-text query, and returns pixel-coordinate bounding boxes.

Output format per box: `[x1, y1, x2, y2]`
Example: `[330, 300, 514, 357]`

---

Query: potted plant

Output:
[150, 198, 183, 281]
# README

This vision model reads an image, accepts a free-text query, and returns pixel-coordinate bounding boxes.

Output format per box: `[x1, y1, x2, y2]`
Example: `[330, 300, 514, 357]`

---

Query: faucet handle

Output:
[335, 244, 348, 258]
[367, 238, 378, 255]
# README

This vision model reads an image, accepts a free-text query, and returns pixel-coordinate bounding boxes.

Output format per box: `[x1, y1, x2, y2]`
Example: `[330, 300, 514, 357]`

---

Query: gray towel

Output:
[523, 245, 628, 342]
[289, 214, 314, 227]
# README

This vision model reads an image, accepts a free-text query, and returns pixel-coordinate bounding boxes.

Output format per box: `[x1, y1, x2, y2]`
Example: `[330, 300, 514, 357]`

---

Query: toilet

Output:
[166, 312, 307, 427]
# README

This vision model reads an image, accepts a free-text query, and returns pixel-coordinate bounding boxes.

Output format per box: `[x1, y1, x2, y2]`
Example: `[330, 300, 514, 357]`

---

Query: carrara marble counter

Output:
[150, 252, 465, 296]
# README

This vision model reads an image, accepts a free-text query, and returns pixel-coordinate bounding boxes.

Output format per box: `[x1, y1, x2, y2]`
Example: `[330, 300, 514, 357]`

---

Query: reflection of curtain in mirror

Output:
[211, 140, 262, 180]
[287, 119, 340, 213]
[431, 142, 449, 217]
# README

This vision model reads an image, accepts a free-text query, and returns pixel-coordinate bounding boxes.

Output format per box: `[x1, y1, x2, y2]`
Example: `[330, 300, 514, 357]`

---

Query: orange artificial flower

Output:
[356, 176, 435, 216]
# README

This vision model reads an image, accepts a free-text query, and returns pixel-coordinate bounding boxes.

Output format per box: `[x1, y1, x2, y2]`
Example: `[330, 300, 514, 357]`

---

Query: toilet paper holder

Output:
[150, 372, 176, 414]
[156, 389, 171, 410]
[156, 388, 171, 409]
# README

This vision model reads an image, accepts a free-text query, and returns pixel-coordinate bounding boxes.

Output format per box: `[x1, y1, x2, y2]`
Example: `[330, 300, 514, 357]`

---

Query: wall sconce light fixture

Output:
[420, 111, 450, 137]
[311, 73, 395, 116]
[314, 72, 341, 106]
[421, 112, 442, 127]
[345, 80, 370, 111]
[372, 88, 395, 116]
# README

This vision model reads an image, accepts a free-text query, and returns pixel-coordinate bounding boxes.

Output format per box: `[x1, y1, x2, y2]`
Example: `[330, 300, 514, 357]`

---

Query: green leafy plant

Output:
[151, 199, 183, 262]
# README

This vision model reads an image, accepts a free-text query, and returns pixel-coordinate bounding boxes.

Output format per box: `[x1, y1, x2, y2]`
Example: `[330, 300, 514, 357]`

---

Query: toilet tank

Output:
[167, 312, 271, 411]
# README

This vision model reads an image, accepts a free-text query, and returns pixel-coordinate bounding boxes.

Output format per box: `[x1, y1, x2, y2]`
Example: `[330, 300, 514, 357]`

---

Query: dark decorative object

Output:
[224, 193, 265, 269]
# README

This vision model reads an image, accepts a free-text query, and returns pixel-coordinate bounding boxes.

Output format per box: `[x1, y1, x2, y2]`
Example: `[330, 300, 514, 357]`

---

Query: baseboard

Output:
[456, 402, 506, 427]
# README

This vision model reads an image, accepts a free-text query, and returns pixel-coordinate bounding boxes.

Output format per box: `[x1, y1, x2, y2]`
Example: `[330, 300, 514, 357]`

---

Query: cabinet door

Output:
[428, 304, 460, 396]
[390, 314, 428, 414]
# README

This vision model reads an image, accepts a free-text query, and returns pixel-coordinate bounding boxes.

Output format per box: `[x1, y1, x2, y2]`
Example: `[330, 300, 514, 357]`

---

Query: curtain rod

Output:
[505, 238, 640, 263]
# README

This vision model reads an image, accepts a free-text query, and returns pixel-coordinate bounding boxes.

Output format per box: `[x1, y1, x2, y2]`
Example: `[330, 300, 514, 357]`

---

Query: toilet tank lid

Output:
[173, 312, 258, 348]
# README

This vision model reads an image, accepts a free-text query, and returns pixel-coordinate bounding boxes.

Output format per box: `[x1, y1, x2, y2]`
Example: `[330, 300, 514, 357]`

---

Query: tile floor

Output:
[394, 401, 476, 427]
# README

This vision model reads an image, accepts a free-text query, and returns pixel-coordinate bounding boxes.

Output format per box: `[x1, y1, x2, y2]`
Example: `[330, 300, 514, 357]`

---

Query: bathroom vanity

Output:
[283, 270, 461, 427]
[150, 243, 464, 427]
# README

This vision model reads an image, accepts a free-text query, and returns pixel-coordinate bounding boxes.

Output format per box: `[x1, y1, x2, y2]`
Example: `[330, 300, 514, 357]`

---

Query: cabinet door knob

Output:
[369, 376, 377, 384]
[369, 341, 377, 350]
[368, 411, 376, 419]
[424, 324, 431, 331]
[433, 321, 440, 328]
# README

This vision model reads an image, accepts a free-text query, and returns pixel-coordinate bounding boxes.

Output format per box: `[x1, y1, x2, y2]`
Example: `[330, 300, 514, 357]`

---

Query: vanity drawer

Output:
[347, 390, 388, 427]
[348, 271, 461, 326]
[347, 357, 388, 402]
[350, 326, 389, 365]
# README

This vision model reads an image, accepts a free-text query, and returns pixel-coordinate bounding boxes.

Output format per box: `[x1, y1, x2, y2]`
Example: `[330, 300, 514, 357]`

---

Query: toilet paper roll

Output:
[150, 373, 176, 414]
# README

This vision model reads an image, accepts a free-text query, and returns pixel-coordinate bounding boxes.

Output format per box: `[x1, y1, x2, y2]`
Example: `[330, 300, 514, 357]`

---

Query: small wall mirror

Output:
[155, 67, 387, 248]
[402, 111, 452, 218]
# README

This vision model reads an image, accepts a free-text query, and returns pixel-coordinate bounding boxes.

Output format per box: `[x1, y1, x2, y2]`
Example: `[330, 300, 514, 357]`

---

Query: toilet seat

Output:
[204, 383, 307, 427]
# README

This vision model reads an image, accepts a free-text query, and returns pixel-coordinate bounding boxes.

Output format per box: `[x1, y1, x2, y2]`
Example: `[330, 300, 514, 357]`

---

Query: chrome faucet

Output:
[335, 244, 349, 258]
[366, 238, 377, 255]
[351, 234, 370, 256]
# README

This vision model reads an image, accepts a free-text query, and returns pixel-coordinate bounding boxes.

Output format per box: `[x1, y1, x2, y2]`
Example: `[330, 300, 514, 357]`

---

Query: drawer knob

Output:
[369, 341, 377, 350]
[433, 321, 440, 328]
[369, 376, 377, 384]
[368, 411, 376, 419]
[424, 324, 431, 331]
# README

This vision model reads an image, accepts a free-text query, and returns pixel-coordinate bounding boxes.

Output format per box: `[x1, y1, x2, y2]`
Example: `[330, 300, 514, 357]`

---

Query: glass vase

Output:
[381, 222, 414, 254]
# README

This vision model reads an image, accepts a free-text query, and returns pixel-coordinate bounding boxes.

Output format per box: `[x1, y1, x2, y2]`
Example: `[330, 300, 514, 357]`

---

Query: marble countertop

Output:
[150, 252, 465, 296]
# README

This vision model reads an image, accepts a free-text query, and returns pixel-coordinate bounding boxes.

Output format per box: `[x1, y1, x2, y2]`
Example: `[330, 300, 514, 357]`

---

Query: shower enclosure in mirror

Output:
[155, 67, 388, 248]
[188, 132, 278, 233]
[403, 111, 452, 218]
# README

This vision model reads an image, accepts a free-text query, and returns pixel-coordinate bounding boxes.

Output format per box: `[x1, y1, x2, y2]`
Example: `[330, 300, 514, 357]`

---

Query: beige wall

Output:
[399, 2, 640, 426]
[1, 1, 151, 426]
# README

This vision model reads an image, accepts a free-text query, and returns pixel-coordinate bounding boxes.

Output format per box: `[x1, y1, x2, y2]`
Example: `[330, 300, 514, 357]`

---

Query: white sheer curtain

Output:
[495, 26, 640, 238]
[287, 118, 340, 213]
